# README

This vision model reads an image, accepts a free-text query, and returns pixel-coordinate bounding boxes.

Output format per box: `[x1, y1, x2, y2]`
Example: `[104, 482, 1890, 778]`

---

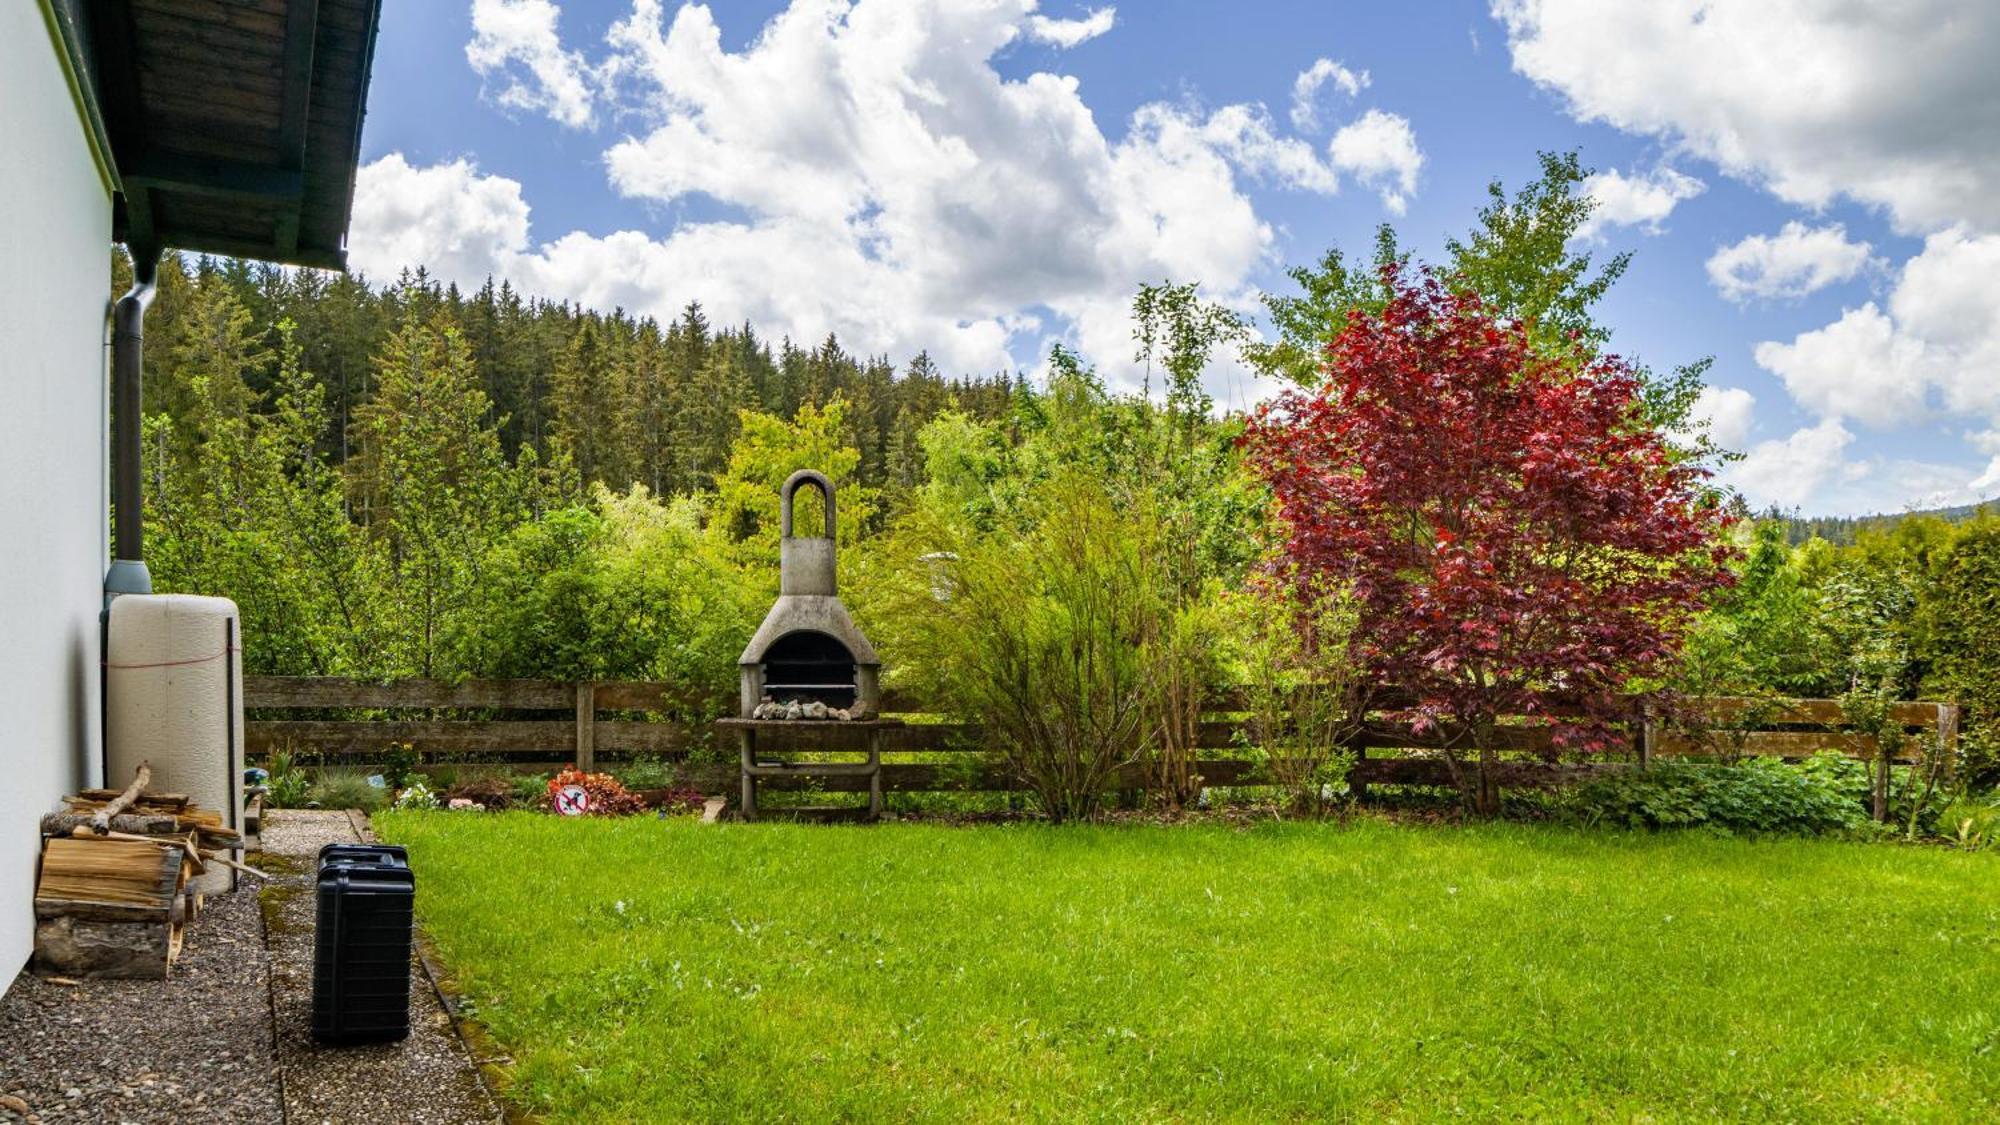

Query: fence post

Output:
[1632, 700, 1653, 770]
[1940, 702, 1961, 787]
[575, 682, 596, 771]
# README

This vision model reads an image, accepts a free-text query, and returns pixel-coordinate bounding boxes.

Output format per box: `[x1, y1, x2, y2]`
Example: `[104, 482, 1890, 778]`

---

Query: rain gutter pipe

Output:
[106, 243, 159, 601]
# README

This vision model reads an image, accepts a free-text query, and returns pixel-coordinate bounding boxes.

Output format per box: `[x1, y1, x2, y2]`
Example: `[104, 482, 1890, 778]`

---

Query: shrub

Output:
[545, 768, 644, 816]
[380, 743, 422, 790]
[615, 756, 680, 791]
[1924, 520, 2000, 788]
[855, 340, 1253, 823]
[264, 749, 312, 808]
[877, 472, 1170, 823]
[1568, 755, 1867, 835]
[1955, 720, 2000, 794]
[1233, 579, 1363, 816]
[509, 772, 553, 808]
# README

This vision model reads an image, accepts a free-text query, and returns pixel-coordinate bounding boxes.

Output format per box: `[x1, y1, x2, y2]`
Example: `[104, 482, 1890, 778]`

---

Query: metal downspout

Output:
[106, 245, 160, 601]
[101, 246, 159, 787]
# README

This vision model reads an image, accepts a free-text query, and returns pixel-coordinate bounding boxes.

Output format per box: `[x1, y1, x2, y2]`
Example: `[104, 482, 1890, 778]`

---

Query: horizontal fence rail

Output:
[244, 677, 1961, 801]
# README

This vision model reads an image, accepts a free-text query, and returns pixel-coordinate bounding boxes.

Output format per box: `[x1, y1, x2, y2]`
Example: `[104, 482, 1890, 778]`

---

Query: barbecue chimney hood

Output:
[738, 470, 881, 718]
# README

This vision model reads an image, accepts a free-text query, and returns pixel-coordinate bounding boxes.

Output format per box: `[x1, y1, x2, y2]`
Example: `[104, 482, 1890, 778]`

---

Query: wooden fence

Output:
[245, 677, 1961, 801]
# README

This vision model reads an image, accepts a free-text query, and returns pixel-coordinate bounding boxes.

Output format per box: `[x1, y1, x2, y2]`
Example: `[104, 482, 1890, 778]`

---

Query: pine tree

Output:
[549, 318, 627, 488]
[249, 321, 385, 674]
[351, 307, 519, 676]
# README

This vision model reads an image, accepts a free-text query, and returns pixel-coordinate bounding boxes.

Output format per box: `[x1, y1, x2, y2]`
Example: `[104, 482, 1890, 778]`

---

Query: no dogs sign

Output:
[555, 784, 590, 816]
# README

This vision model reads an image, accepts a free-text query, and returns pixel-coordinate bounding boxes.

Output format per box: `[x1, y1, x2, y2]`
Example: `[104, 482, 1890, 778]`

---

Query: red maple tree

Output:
[1242, 267, 1735, 813]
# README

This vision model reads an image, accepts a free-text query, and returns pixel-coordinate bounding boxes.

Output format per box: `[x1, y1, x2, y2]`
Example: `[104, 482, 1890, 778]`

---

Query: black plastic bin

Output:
[312, 843, 415, 1044]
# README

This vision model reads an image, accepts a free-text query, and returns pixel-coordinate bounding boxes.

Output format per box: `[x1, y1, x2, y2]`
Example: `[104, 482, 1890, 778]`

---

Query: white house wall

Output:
[0, 4, 113, 988]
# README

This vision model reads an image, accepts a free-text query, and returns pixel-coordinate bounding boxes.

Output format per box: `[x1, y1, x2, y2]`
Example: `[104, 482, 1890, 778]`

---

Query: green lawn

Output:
[375, 812, 2000, 1122]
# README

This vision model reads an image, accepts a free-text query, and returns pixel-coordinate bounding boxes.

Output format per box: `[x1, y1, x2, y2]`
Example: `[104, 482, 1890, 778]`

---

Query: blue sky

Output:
[347, 2, 2000, 516]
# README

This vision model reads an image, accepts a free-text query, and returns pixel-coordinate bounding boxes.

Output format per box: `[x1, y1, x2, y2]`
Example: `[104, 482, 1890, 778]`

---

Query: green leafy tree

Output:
[1243, 226, 1404, 387]
[1443, 150, 1628, 353]
[448, 490, 753, 712]
[1680, 523, 1841, 698]
[1924, 517, 2000, 786]
[706, 399, 874, 577]
[1248, 151, 1730, 465]
[1131, 282, 1258, 804]
[247, 322, 386, 673]
[352, 308, 520, 676]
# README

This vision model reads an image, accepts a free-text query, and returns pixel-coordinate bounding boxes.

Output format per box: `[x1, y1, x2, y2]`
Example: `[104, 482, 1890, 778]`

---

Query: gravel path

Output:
[0, 871, 281, 1124]
[1, 810, 500, 1125]
[261, 811, 498, 1125]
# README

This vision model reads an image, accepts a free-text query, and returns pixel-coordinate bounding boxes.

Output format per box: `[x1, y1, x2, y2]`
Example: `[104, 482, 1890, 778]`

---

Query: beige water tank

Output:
[106, 594, 244, 893]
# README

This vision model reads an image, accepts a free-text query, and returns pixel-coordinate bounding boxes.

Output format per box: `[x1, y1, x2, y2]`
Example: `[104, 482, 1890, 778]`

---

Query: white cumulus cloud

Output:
[1707, 222, 1877, 303]
[1723, 418, 1857, 512]
[1025, 5, 1115, 48]
[1290, 57, 1368, 132]
[1493, 0, 2000, 511]
[1687, 385, 1756, 453]
[348, 154, 532, 286]
[467, 0, 597, 128]
[1753, 228, 2000, 430]
[1491, 0, 2000, 236]
[356, 0, 1402, 396]
[1198, 104, 1340, 195]
[1722, 417, 1994, 514]
[1576, 166, 1704, 240]
[1329, 109, 1423, 214]
[1753, 304, 1931, 429]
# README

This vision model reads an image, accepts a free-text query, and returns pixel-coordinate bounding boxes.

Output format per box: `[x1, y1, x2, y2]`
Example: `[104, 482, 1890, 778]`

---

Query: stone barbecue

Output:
[738, 470, 881, 720]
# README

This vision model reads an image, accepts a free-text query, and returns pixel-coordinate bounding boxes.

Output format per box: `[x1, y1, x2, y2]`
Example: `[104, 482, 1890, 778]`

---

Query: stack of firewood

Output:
[31, 763, 258, 980]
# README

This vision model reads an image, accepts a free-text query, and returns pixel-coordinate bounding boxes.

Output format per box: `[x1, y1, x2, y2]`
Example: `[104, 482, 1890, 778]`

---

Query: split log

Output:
[67, 827, 206, 876]
[200, 818, 242, 838]
[66, 797, 200, 830]
[63, 799, 232, 837]
[40, 812, 181, 837]
[32, 836, 187, 979]
[76, 787, 189, 810]
[31, 916, 174, 980]
[90, 763, 151, 832]
[35, 837, 185, 914]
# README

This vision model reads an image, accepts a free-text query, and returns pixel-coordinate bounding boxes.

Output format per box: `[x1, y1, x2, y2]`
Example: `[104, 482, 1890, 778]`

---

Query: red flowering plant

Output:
[545, 767, 645, 817]
[1241, 266, 1737, 814]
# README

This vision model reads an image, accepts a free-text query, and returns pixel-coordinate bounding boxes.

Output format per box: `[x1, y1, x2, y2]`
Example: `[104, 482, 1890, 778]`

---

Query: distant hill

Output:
[1772, 500, 2000, 546]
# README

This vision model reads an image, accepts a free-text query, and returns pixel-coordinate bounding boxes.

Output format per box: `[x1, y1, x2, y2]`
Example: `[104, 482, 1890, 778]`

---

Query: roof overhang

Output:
[49, 0, 383, 270]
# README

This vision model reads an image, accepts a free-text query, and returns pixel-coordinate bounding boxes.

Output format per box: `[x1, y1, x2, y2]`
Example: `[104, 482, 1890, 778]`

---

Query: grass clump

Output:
[377, 813, 2000, 1122]
[308, 769, 388, 813]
